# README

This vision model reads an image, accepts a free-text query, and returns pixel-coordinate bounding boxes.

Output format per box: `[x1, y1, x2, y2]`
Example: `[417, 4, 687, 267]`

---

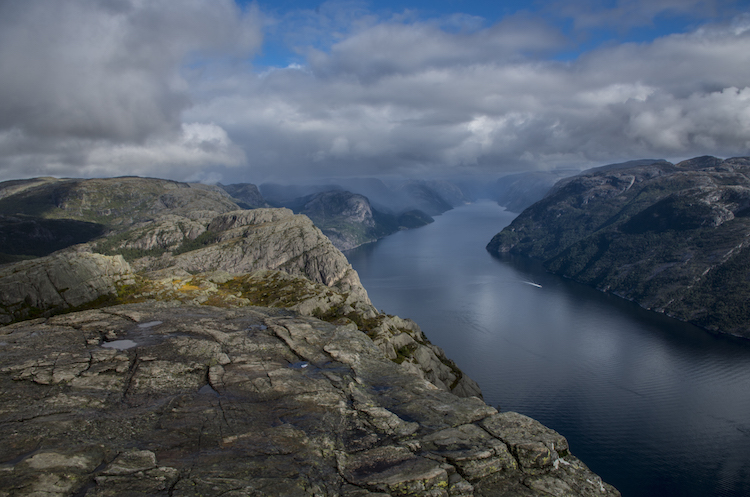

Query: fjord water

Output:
[346, 200, 750, 497]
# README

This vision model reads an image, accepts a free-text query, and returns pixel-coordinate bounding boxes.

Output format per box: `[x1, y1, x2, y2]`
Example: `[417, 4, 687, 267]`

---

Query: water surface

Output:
[346, 200, 750, 497]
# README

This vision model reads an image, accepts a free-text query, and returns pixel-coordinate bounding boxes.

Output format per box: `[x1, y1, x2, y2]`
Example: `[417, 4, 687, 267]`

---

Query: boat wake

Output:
[521, 281, 542, 288]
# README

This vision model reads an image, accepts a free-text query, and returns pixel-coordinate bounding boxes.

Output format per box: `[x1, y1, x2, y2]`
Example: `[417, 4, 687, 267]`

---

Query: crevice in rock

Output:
[121, 353, 141, 402]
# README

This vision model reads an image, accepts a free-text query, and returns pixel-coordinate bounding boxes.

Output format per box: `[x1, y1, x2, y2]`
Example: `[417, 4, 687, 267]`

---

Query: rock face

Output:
[487, 155, 750, 337]
[275, 190, 434, 251]
[0, 252, 134, 324]
[0, 302, 619, 496]
[120, 207, 370, 301]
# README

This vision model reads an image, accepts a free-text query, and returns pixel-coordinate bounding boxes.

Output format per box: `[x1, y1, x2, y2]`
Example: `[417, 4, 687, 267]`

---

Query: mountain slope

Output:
[487, 156, 750, 337]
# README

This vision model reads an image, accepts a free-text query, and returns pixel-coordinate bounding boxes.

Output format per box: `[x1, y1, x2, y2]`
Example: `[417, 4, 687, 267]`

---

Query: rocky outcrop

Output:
[161, 208, 369, 300]
[218, 182, 270, 208]
[300, 191, 379, 250]
[0, 302, 619, 496]
[0, 252, 134, 324]
[272, 190, 434, 251]
[487, 156, 750, 337]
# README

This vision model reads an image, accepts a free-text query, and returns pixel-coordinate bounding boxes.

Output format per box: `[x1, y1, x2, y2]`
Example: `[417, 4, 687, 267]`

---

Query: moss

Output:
[219, 273, 315, 308]
[172, 231, 221, 255]
[94, 232, 168, 261]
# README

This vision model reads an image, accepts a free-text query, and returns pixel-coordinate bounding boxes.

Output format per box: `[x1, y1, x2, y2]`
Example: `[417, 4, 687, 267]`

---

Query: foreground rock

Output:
[0, 302, 619, 496]
[488, 156, 750, 338]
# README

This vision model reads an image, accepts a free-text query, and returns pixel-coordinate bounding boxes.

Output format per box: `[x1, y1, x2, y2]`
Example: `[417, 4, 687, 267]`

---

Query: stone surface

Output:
[0, 302, 619, 496]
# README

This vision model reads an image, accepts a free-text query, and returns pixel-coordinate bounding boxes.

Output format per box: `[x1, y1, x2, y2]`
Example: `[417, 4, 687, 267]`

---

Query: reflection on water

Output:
[346, 200, 750, 497]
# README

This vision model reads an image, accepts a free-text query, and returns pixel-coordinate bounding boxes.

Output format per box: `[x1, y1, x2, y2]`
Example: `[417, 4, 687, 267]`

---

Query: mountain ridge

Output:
[487, 155, 750, 338]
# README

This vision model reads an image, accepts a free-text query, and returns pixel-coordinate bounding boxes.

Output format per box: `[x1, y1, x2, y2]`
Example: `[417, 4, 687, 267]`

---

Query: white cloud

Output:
[0, 1, 748, 182]
[0, 0, 259, 180]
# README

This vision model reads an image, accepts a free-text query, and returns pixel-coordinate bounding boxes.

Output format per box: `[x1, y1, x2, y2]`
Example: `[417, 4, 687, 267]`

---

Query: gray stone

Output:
[0, 302, 620, 496]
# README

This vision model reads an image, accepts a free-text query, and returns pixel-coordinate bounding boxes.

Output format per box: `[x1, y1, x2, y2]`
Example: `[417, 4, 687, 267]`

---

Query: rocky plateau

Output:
[0, 176, 619, 496]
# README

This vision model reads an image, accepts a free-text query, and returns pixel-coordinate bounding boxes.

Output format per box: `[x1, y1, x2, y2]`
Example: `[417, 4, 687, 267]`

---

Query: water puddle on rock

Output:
[102, 339, 138, 350]
[198, 384, 219, 396]
[288, 361, 310, 369]
[137, 321, 162, 329]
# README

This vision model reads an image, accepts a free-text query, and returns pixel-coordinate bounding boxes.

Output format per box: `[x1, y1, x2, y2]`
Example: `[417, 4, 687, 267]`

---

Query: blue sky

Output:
[247, 0, 746, 66]
[0, 0, 748, 182]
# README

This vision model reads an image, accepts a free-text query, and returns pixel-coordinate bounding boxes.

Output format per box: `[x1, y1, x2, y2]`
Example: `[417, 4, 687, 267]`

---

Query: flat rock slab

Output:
[0, 302, 619, 496]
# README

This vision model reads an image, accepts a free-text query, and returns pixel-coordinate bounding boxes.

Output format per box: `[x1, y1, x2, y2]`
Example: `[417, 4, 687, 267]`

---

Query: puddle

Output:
[198, 384, 219, 396]
[288, 361, 310, 369]
[102, 339, 138, 350]
[137, 321, 162, 329]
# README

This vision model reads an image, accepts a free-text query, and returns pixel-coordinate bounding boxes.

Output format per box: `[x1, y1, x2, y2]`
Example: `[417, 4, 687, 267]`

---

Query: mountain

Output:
[262, 178, 467, 216]
[217, 182, 270, 208]
[0, 175, 618, 496]
[492, 170, 578, 213]
[0, 176, 241, 261]
[487, 156, 750, 338]
[288, 190, 433, 251]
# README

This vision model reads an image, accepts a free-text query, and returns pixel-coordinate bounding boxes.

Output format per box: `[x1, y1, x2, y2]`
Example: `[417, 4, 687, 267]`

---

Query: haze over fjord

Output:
[0, 0, 748, 184]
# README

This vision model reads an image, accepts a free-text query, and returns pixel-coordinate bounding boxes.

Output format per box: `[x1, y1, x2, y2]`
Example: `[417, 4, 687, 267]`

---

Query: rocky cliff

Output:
[0, 301, 618, 496]
[487, 156, 750, 338]
[271, 190, 433, 251]
[0, 175, 619, 495]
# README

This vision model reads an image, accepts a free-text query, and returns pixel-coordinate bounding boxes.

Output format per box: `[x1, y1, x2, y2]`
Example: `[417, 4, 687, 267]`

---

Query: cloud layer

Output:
[0, 1, 748, 182]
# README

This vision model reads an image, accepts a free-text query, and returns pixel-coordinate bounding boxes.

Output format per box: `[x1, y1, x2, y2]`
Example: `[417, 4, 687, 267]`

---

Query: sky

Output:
[0, 0, 749, 184]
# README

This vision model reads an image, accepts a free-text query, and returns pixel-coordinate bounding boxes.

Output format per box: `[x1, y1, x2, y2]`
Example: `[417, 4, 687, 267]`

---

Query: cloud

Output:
[0, 1, 748, 182]
[187, 11, 750, 180]
[552, 0, 736, 30]
[0, 0, 259, 179]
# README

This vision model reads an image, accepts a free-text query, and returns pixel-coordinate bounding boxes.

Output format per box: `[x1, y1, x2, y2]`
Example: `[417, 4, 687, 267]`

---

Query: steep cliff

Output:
[488, 156, 750, 337]
[0, 302, 618, 496]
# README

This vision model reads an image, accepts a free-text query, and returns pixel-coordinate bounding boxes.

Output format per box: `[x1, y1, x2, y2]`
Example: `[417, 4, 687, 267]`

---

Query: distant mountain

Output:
[487, 156, 750, 338]
[262, 178, 467, 216]
[396, 180, 461, 216]
[492, 170, 578, 213]
[286, 190, 433, 251]
[259, 182, 342, 206]
[0, 176, 241, 260]
[217, 182, 269, 208]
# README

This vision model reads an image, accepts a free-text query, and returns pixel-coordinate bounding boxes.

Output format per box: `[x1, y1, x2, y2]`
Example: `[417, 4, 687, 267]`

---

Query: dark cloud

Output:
[0, 0, 259, 179]
[0, 1, 748, 183]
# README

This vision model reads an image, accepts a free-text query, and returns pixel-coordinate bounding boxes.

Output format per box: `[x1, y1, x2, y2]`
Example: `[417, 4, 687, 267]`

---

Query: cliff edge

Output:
[488, 156, 750, 338]
[0, 176, 619, 496]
